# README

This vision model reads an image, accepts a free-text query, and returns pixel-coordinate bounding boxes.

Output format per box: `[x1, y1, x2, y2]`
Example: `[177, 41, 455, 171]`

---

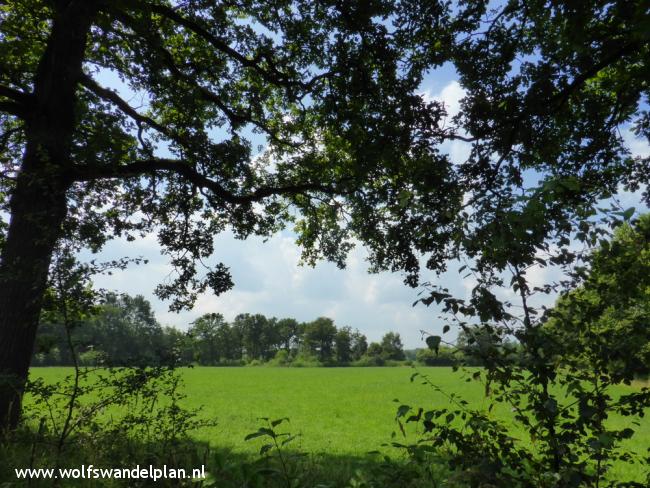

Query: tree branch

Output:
[0, 101, 26, 118]
[0, 85, 30, 118]
[78, 73, 181, 145]
[0, 84, 30, 104]
[140, 2, 303, 90]
[0, 125, 23, 153]
[68, 158, 334, 204]
[445, 133, 477, 143]
[111, 12, 300, 148]
[553, 41, 642, 108]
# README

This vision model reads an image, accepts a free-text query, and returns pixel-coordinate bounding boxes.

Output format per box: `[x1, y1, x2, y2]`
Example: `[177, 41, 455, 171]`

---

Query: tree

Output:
[276, 318, 300, 353]
[380, 331, 405, 361]
[232, 314, 267, 362]
[546, 214, 650, 379]
[160, 325, 194, 365]
[454, 326, 502, 366]
[188, 313, 227, 365]
[215, 318, 242, 362]
[303, 317, 337, 363]
[350, 330, 368, 361]
[94, 293, 164, 365]
[398, 2, 650, 483]
[0, 0, 461, 428]
[35, 291, 166, 366]
[415, 347, 455, 366]
[366, 342, 383, 358]
[334, 326, 353, 364]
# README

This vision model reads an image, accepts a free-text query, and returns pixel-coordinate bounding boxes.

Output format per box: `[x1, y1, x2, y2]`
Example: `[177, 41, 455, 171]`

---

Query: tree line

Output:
[32, 296, 419, 367]
[33, 214, 649, 373]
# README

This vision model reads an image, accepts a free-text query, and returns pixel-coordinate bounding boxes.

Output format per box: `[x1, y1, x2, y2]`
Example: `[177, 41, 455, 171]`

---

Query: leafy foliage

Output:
[546, 215, 650, 379]
[403, 215, 650, 487]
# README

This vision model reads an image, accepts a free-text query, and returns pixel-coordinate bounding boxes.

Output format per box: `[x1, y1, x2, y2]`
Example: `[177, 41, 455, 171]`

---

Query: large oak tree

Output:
[0, 0, 461, 428]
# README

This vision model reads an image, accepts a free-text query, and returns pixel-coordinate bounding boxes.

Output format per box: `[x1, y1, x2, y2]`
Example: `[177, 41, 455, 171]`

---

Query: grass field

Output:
[28, 366, 650, 481]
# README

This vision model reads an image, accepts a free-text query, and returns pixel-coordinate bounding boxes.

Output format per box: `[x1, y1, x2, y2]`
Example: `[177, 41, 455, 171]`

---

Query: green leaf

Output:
[396, 404, 411, 418]
[244, 427, 275, 441]
[426, 335, 441, 355]
[622, 207, 635, 220]
[259, 443, 274, 455]
[271, 417, 289, 427]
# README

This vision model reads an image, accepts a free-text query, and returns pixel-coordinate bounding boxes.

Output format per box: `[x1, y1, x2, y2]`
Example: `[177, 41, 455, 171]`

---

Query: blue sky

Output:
[85, 66, 649, 349]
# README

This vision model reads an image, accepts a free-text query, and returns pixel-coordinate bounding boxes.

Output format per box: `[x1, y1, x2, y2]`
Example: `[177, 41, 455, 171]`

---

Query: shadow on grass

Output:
[1, 431, 448, 488]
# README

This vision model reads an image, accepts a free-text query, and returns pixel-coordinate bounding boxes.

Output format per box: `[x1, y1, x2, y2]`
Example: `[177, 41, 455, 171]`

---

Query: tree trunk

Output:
[0, 0, 97, 430]
[0, 172, 69, 430]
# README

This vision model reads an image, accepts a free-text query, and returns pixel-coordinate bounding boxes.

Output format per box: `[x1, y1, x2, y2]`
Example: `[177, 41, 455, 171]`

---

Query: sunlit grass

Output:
[28, 366, 650, 481]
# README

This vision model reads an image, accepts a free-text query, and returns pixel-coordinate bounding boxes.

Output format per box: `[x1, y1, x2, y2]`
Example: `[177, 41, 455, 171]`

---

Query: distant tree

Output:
[366, 342, 383, 358]
[232, 314, 269, 362]
[303, 317, 337, 363]
[188, 313, 227, 365]
[403, 349, 418, 361]
[31, 321, 63, 366]
[276, 318, 300, 353]
[416, 347, 456, 366]
[34, 292, 166, 366]
[160, 325, 194, 365]
[380, 332, 405, 361]
[87, 293, 163, 365]
[261, 317, 282, 361]
[350, 330, 368, 361]
[454, 327, 502, 366]
[216, 319, 242, 361]
[334, 326, 353, 364]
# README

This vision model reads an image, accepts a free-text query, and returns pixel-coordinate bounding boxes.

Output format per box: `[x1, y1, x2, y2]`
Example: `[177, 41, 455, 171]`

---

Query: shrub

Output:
[290, 351, 322, 367]
[415, 347, 456, 366]
[268, 350, 291, 367]
[78, 350, 106, 366]
[353, 355, 385, 367]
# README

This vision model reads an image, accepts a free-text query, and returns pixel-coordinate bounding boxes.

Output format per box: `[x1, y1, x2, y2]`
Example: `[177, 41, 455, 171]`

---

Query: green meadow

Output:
[27, 366, 650, 481]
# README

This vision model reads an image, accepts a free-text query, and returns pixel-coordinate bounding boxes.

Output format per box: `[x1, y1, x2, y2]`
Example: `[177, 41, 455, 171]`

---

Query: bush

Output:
[267, 349, 291, 366]
[415, 347, 456, 366]
[78, 349, 106, 366]
[290, 351, 322, 367]
[353, 355, 385, 367]
[216, 359, 246, 367]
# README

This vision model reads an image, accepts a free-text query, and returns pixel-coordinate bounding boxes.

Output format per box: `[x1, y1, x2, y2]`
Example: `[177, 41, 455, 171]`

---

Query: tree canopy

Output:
[32, 297, 384, 368]
[546, 214, 650, 380]
[1, 0, 648, 431]
[0, 0, 460, 427]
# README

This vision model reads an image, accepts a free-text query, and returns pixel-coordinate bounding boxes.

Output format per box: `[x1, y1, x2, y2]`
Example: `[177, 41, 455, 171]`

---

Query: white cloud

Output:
[86, 228, 444, 347]
[622, 126, 650, 159]
[80, 82, 649, 351]
[420, 80, 471, 165]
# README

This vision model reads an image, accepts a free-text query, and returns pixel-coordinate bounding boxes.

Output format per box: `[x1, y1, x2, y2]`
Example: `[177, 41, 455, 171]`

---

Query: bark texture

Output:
[0, 0, 97, 430]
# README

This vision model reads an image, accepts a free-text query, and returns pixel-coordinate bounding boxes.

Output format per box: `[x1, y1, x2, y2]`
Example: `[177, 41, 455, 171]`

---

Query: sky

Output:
[85, 67, 649, 350]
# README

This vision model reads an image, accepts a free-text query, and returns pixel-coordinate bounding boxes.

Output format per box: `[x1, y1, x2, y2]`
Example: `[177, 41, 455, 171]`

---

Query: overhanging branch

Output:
[553, 41, 643, 108]
[140, 2, 302, 90]
[78, 73, 182, 146]
[0, 84, 31, 118]
[111, 11, 300, 148]
[68, 157, 334, 204]
[0, 101, 25, 118]
[0, 84, 29, 104]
